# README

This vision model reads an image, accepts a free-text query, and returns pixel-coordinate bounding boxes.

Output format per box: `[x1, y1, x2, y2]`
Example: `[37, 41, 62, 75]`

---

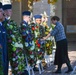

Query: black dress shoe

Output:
[54, 70, 61, 73]
[65, 69, 73, 73]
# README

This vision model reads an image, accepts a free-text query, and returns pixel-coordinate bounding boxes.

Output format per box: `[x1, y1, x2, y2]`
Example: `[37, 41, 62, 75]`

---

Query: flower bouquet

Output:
[20, 21, 36, 67]
[30, 23, 45, 60]
[4, 19, 25, 75]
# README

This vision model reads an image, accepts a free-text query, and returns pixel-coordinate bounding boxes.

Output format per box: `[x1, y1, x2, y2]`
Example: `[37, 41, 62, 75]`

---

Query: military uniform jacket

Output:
[0, 22, 7, 75]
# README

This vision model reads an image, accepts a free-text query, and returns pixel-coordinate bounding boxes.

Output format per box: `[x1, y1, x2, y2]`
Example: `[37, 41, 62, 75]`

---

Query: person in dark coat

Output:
[20, 11, 34, 75]
[3, 4, 12, 20]
[3, 4, 27, 75]
[0, 2, 8, 75]
[41, 16, 73, 73]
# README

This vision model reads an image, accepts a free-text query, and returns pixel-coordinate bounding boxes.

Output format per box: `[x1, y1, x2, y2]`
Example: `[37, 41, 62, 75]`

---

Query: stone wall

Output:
[11, 2, 21, 25]
[33, 0, 62, 25]
[33, 0, 51, 26]
[11, 0, 28, 25]
[55, 0, 62, 23]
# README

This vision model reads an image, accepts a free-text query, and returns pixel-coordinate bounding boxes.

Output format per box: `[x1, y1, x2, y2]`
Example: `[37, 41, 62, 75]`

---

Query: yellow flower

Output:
[45, 32, 49, 35]
[46, 43, 49, 47]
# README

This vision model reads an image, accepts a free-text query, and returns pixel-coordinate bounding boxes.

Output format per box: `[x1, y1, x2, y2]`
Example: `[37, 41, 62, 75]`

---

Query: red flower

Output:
[29, 59, 34, 63]
[22, 28, 26, 30]
[36, 26, 38, 28]
[37, 43, 41, 48]
[29, 51, 32, 54]
[8, 39, 12, 43]
[32, 26, 35, 31]
[39, 52, 42, 55]
[36, 40, 38, 44]
[13, 63, 18, 67]
[13, 53, 16, 57]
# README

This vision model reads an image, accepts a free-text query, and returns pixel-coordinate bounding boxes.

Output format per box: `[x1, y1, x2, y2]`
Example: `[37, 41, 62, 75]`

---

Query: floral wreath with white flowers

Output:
[4, 19, 25, 75]
[20, 21, 36, 66]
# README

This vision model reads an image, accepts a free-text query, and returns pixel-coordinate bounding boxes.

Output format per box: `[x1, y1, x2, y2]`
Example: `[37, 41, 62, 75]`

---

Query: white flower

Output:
[30, 41, 35, 50]
[11, 35, 15, 38]
[19, 43, 23, 48]
[29, 42, 32, 45]
[18, 56, 21, 59]
[14, 42, 23, 48]
[26, 30, 29, 34]
[15, 67, 18, 70]
[7, 24, 10, 26]
[32, 41, 35, 45]
[25, 42, 29, 47]
[30, 55, 34, 58]
[14, 42, 19, 47]
[34, 31, 39, 38]
[34, 31, 37, 38]
[13, 31, 17, 33]
[38, 49, 40, 51]
[12, 41, 15, 44]
[12, 58, 16, 61]
[16, 61, 18, 63]
[46, 37, 51, 40]
[30, 46, 34, 50]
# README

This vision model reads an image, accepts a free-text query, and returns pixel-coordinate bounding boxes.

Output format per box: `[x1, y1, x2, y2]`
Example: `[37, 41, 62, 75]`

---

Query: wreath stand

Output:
[25, 57, 35, 75]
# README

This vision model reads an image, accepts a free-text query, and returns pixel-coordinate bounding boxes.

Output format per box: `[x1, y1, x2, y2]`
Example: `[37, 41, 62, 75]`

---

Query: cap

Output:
[22, 11, 31, 16]
[3, 4, 12, 10]
[34, 15, 42, 19]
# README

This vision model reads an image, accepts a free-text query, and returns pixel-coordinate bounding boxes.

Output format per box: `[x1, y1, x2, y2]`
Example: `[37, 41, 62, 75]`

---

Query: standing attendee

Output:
[3, 4, 12, 20]
[34, 14, 45, 39]
[31, 15, 45, 70]
[20, 11, 35, 69]
[0, 2, 8, 75]
[41, 16, 73, 73]
[3, 4, 27, 75]
[34, 14, 45, 59]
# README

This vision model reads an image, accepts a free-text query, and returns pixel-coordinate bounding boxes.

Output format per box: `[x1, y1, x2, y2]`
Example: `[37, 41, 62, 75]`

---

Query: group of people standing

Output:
[0, 2, 52, 75]
[0, 1, 73, 75]
[0, 2, 26, 75]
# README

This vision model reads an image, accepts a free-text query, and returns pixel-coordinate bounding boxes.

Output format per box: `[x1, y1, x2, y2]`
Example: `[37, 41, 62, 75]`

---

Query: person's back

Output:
[51, 22, 66, 42]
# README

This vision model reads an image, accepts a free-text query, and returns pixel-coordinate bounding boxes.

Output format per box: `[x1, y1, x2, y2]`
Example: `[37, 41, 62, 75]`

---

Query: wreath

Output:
[4, 19, 25, 75]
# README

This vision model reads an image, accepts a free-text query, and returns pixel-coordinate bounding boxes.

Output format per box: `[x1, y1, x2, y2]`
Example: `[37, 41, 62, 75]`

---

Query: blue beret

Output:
[22, 11, 31, 16]
[3, 4, 12, 10]
[34, 15, 42, 19]
[0, 2, 2, 9]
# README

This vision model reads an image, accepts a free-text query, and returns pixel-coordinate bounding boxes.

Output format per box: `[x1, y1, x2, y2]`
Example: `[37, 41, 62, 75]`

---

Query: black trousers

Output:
[54, 39, 70, 65]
